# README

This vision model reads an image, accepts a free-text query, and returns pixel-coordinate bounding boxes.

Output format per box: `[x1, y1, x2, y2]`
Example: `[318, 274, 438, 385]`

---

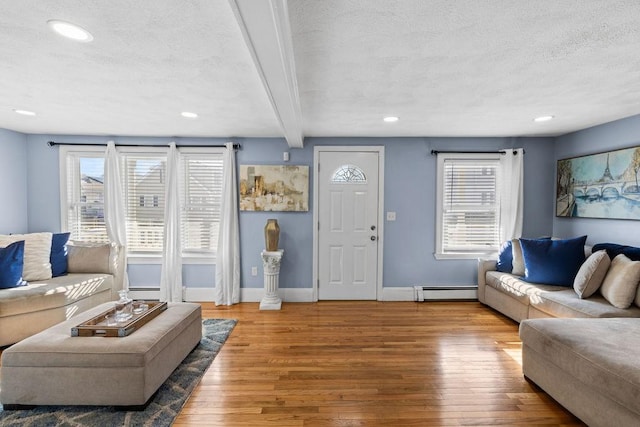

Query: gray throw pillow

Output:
[67, 243, 112, 274]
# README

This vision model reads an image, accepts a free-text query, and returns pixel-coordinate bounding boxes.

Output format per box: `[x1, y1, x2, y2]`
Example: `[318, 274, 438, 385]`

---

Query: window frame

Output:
[60, 145, 225, 265]
[59, 145, 108, 244]
[434, 152, 502, 260]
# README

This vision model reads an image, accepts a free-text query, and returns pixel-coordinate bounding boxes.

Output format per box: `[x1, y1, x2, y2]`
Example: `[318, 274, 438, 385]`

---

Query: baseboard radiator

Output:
[414, 285, 478, 301]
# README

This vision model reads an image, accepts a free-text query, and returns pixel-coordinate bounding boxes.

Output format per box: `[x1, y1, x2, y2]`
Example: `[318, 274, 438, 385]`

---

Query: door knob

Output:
[370, 225, 376, 231]
[370, 236, 377, 241]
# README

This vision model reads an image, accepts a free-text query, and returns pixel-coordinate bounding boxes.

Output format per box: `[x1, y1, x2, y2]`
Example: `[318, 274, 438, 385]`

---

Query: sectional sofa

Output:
[0, 232, 125, 346]
[478, 237, 640, 427]
[478, 240, 640, 321]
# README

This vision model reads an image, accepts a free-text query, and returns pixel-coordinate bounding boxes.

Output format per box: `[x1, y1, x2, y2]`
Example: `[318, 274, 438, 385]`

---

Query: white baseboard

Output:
[129, 287, 314, 303]
[129, 286, 475, 303]
[241, 287, 315, 302]
[380, 287, 416, 301]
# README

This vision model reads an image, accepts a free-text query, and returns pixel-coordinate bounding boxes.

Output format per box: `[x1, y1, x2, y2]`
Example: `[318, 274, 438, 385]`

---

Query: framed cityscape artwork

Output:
[239, 165, 309, 211]
[556, 145, 640, 220]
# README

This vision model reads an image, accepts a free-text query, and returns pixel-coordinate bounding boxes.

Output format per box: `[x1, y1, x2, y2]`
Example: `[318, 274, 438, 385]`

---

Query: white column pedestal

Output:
[260, 249, 284, 310]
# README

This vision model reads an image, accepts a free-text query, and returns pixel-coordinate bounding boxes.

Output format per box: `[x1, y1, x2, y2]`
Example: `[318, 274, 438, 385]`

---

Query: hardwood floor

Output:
[174, 301, 584, 426]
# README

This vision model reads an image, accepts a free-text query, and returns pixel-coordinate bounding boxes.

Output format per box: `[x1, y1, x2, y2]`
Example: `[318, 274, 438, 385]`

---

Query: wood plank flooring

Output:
[173, 301, 584, 426]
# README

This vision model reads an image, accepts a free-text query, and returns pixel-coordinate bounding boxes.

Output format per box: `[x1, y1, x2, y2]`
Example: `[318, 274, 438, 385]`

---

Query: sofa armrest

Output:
[477, 258, 497, 303]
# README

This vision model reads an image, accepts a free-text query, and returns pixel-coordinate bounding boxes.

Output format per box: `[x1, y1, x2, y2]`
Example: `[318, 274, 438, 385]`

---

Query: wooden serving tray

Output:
[71, 301, 167, 337]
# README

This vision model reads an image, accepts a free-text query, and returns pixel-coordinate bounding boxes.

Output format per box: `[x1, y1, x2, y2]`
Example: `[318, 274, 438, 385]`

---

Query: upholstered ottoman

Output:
[1, 301, 202, 409]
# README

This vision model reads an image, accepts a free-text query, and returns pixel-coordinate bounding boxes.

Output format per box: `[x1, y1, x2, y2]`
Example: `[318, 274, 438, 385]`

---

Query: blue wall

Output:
[20, 133, 556, 290]
[554, 115, 640, 246]
[306, 137, 555, 287]
[0, 129, 28, 234]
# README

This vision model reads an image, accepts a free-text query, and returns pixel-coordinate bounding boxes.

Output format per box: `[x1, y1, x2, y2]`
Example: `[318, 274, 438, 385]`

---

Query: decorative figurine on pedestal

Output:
[264, 219, 280, 251]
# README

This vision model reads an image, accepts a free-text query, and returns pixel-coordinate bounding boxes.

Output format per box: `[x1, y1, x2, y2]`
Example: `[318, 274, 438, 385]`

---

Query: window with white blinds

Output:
[62, 148, 109, 243]
[122, 154, 166, 253]
[61, 146, 225, 260]
[435, 153, 501, 259]
[180, 151, 224, 255]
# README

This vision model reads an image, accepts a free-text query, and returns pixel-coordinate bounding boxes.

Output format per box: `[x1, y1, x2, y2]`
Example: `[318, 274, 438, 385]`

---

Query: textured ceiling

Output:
[1, 0, 640, 145]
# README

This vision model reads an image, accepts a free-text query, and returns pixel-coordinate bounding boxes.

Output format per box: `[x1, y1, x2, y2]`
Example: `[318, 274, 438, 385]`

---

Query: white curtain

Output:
[104, 141, 129, 290]
[499, 148, 524, 241]
[214, 142, 241, 305]
[160, 143, 183, 302]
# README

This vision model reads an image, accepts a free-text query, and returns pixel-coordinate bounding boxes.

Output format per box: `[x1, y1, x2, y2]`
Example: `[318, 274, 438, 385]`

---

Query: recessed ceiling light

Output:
[13, 109, 36, 116]
[181, 112, 198, 119]
[533, 115, 554, 122]
[383, 116, 399, 123]
[47, 20, 94, 42]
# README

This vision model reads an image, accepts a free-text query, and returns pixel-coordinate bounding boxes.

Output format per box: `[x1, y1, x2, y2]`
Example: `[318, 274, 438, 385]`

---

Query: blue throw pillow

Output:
[623, 246, 640, 262]
[520, 235, 588, 286]
[592, 243, 627, 260]
[0, 240, 26, 289]
[50, 232, 71, 277]
[592, 243, 640, 262]
[496, 240, 513, 273]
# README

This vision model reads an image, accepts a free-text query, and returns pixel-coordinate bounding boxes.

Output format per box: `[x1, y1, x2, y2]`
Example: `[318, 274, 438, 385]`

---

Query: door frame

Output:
[312, 145, 385, 301]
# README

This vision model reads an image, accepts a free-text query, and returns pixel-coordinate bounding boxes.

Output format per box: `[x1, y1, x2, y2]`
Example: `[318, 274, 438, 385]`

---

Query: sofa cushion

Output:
[519, 318, 640, 418]
[600, 254, 640, 309]
[50, 232, 71, 277]
[67, 243, 112, 274]
[520, 235, 587, 286]
[531, 289, 640, 318]
[0, 241, 26, 289]
[0, 232, 53, 281]
[573, 250, 610, 299]
[485, 271, 564, 305]
[0, 273, 113, 318]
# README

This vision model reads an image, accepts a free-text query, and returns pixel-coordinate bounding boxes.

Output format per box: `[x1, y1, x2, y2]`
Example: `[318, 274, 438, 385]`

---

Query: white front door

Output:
[316, 149, 382, 300]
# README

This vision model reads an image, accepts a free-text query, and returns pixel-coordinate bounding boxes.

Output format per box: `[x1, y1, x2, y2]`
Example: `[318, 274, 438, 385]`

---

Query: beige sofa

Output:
[477, 258, 640, 322]
[478, 241, 640, 427]
[0, 241, 125, 346]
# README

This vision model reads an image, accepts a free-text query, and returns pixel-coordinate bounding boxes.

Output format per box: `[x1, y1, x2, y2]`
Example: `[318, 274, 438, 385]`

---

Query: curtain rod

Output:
[430, 149, 524, 155]
[47, 141, 241, 150]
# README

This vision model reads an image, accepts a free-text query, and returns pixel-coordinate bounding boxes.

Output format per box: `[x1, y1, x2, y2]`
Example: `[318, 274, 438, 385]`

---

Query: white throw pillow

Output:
[600, 254, 640, 309]
[0, 232, 53, 281]
[511, 239, 525, 276]
[573, 250, 610, 299]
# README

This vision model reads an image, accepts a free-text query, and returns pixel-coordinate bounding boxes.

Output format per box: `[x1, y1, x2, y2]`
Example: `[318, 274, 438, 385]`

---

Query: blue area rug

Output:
[0, 318, 236, 426]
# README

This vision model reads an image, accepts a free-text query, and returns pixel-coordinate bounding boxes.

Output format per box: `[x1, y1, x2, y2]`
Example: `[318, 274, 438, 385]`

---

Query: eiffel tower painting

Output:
[556, 145, 640, 220]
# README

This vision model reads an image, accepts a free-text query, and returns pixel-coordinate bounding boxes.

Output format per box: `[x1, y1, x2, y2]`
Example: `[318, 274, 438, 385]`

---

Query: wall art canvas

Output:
[239, 165, 309, 211]
[556, 145, 640, 219]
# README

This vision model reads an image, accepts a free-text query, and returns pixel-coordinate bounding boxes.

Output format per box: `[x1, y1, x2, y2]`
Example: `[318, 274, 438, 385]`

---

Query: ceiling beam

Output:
[229, 0, 304, 148]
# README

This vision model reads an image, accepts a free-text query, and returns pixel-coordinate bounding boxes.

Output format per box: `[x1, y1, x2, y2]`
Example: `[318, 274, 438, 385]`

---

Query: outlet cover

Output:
[251, 266, 258, 276]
